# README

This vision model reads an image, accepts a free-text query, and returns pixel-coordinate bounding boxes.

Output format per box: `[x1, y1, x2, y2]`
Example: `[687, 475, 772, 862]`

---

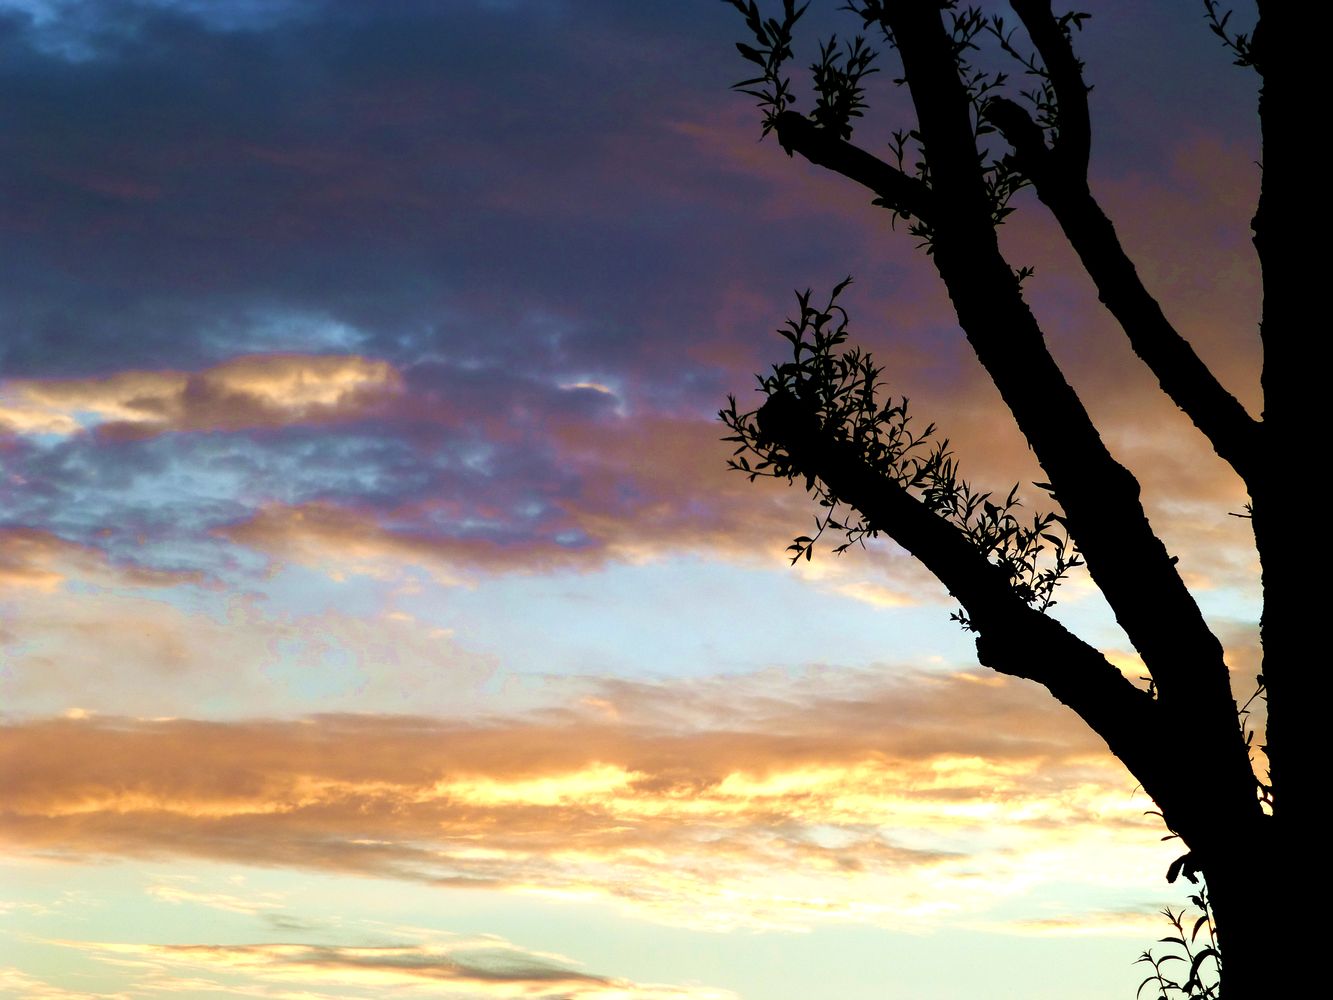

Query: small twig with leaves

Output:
[852, 2, 1030, 226]
[1201, 0, 1255, 67]
[729, 0, 807, 135]
[987, 8, 1090, 143]
[720, 280, 1082, 621]
[1236, 673, 1272, 810]
[1136, 889, 1221, 1000]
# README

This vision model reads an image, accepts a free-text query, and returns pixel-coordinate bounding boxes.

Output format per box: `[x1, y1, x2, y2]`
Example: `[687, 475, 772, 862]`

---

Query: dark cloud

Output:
[0, 0, 804, 384]
[1, 0, 1264, 596]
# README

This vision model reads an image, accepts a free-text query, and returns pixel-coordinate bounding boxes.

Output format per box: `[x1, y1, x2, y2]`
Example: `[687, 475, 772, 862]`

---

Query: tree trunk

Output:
[1198, 845, 1282, 999]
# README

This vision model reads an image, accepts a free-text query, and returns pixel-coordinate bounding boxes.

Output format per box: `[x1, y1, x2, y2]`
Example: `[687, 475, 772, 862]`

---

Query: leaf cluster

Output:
[729, 1, 1045, 238]
[1136, 890, 1221, 1000]
[720, 280, 1081, 621]
[728, 0, 807, 135]
[860, 3, 1033, 227]
[987, 9, 1090, 143]
[811, 34, 879, 139]
[729, 0, 883, 145]
[1202, 0, 1256, 68]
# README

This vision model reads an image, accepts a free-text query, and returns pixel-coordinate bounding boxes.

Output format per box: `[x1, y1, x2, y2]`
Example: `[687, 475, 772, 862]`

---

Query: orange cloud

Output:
[0, 353, 402, 438]
[0, 670, 1170, 930]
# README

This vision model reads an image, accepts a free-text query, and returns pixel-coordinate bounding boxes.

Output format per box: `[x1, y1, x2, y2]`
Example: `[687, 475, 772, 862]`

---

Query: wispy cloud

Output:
[32, 933, 736, 1000]
[0, 965, 131, 1000]
[145, 879, 287, 917]
[1004, 906, 1182, 938]
[0, 586, 495, 718]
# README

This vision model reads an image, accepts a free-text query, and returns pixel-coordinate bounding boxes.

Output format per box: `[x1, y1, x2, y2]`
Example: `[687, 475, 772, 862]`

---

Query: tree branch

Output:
[1009, 0, 1090, 174]
[865, 8, 1254, 805]
[755, 388, 1209, 827]
[984, 95, 1262, 484]
[772, 110, 934, 223]
[1248, 2, 1318, 836]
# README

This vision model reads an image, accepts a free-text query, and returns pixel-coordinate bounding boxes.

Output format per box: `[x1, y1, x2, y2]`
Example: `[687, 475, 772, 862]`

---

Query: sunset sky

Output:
[0, 2, 1265, 998]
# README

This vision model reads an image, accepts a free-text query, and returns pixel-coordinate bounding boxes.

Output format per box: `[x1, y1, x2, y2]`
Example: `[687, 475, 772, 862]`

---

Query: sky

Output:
[0, 1, 1266, 998]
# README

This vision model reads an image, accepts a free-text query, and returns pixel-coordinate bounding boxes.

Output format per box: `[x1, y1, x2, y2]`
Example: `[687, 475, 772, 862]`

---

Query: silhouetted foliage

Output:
[1136, 887, 1222, 1000]
[721, 2, 1310, 996]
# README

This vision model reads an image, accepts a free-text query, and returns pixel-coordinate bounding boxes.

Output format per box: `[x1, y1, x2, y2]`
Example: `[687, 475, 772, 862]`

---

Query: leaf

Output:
[1165, 853, 1193, 884]
[1188, 948, 1218, 983]
[736, 42, 769, 66]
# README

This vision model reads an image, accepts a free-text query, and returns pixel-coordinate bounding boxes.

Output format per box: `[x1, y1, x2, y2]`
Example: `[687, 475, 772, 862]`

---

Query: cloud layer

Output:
[1, 669, 1170, 931]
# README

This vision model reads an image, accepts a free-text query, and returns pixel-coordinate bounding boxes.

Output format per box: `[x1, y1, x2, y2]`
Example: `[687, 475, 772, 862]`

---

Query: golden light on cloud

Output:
[830, 580, 919, 609]
[0, 354, 402, 438]
[0, 671, 1173, 933]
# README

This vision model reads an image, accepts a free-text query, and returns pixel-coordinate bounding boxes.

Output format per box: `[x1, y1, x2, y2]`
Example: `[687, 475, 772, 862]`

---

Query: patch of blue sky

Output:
[1044, 571, 1259, 683]
[5, 429, 67, 449]
[250, 563, 389, 620]
[13, 440, 246, 524]
[202, 308, 371, 358]
[19, 433, 414, 550]
[412, 556, 976, 684]
[66, 409, 102, 430]
[261, 636, 366, 702]
[1194, 587, 1262, 632]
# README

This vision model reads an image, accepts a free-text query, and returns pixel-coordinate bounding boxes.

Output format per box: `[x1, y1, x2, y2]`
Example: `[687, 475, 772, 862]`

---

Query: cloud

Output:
[0, 354, 402, 439]
[1004, 906, 1184, 938]
[0, 584, 495, 718]
[36, 934, 735, 1000]
[0, 526, 203, 592]
[145, 879, 286, 917]
[0, 668, 1170, 931]
[213, 413, 942, 609]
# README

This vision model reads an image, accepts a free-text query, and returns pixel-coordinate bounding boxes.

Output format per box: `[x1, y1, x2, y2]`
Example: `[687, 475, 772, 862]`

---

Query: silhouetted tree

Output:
[721, 2, 1311, 996]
